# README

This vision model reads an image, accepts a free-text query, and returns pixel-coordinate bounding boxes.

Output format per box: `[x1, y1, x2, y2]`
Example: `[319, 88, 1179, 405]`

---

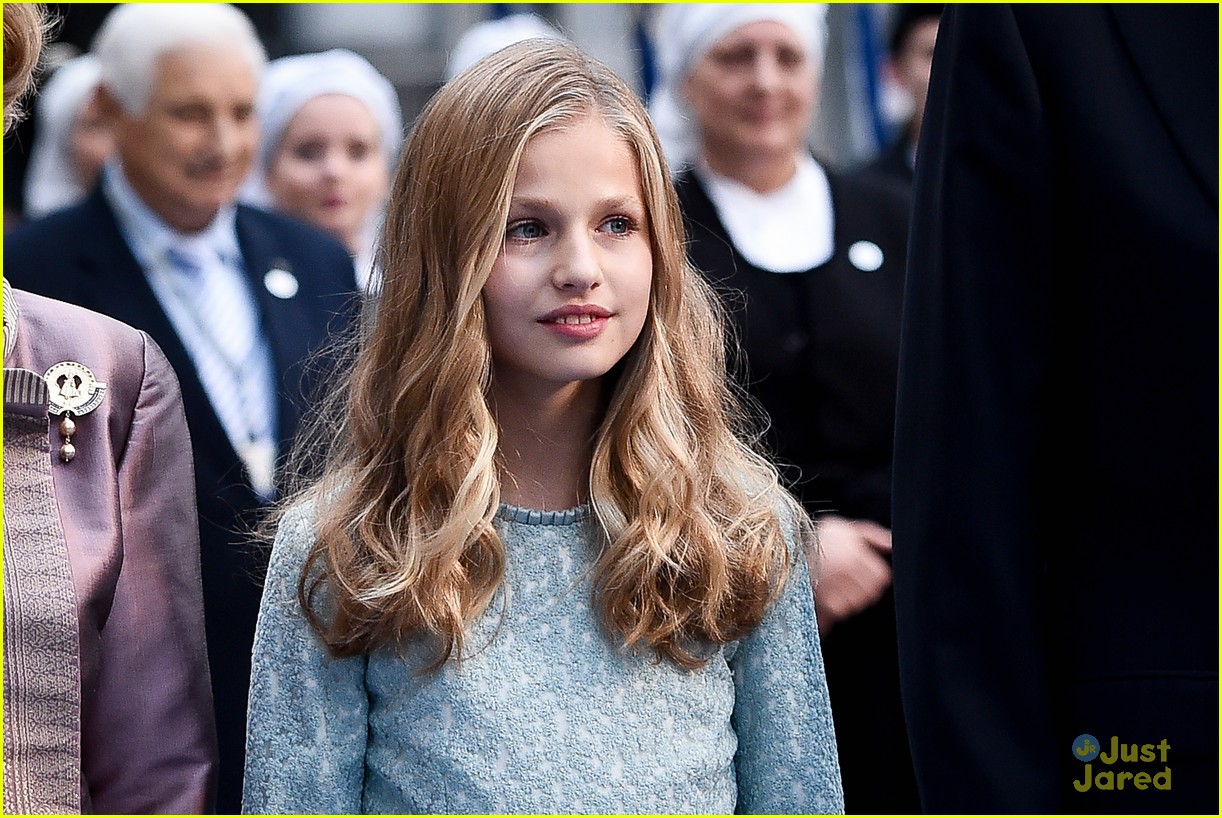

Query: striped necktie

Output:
[164, 239, 278, 498]
[164, 241, 257, 372]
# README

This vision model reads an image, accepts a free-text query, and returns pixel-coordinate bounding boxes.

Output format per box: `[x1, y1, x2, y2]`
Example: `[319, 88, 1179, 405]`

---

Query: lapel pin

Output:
[264, 267, 299, 300]
[848, 240, 884, 273]
[44, 361, 107, 463]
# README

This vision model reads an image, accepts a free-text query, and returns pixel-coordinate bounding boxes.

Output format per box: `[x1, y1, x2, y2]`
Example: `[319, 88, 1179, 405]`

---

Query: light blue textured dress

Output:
[242, 502, 844, 814]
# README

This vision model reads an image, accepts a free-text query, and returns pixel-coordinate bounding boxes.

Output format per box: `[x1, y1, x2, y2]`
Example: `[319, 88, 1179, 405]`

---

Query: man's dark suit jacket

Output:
[5, 186, 359, 813]
[892, 5, 1217, 813]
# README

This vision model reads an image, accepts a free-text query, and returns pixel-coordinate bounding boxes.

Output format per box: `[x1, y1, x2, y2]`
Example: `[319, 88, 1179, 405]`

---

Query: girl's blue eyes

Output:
[604, 216, 631, 235]
[506, 217, 637, 240]
[508, 221, 544, 240]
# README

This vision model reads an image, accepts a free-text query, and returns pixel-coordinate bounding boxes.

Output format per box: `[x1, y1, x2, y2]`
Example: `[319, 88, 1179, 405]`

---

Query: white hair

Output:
[92, 3, 266, 116]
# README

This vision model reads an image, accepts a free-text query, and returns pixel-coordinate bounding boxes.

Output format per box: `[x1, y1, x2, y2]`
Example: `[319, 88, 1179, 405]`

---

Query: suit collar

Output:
[232, 206, 317, 445]
[74, 187, 316, 497]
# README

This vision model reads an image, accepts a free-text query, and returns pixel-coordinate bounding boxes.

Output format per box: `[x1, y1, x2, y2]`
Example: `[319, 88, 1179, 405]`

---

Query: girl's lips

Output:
[542, 315, 609, 340]
[538, 304, 614, 338]
[538, 304, 613, 322]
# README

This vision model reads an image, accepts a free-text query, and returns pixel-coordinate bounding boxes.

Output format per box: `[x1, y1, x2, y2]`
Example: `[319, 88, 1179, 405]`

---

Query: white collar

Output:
[102, 160, 241, 271]
[695, 153, 833, 274]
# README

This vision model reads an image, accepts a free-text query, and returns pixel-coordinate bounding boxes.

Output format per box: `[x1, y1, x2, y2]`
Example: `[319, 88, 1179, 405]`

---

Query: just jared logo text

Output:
[1071, 733, 1171, 793]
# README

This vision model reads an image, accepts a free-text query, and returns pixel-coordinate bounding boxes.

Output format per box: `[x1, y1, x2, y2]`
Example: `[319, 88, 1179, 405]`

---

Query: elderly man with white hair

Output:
[4, 4, 359, 812]
[651, 4, 919, 813]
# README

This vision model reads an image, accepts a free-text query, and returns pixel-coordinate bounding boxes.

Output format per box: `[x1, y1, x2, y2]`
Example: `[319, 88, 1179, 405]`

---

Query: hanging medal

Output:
[44, 361, 107, 462]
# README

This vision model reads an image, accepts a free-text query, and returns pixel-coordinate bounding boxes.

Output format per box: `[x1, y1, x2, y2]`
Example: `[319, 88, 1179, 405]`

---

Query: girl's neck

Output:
[701, 147, 801, 195]
[493, 379, 603, 511]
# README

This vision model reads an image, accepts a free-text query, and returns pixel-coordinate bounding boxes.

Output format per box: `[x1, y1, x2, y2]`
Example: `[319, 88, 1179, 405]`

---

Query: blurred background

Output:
[2, 3, 914, 224]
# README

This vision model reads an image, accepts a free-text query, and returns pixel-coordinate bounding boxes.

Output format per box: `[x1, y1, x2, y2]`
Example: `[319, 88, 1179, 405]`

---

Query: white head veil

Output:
[239, 48, 402, 292]
[648, 4, 828, 175]
[240, 48, 403, 211]
[23, 54, 104, 219]
[445, 13, 566, 82]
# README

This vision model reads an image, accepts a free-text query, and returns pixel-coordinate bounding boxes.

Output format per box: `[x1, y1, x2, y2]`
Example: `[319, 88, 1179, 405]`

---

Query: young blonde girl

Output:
[242, 39, 843, 814]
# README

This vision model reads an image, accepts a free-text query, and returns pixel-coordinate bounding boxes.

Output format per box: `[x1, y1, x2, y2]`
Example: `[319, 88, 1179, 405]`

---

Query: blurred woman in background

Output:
[22, 53, 113, 220]
[650, 4, 918, 812]
[243, 48, 402, 293]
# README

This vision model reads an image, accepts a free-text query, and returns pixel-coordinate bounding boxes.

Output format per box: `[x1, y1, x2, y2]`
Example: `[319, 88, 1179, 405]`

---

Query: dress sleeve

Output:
[241, 503, 368, 815]
[84, 332, 218, 814]
[730, 547, 844, 814]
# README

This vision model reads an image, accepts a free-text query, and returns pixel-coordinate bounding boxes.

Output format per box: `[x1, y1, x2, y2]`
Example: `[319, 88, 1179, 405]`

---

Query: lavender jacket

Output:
[3, 285, 216, 813]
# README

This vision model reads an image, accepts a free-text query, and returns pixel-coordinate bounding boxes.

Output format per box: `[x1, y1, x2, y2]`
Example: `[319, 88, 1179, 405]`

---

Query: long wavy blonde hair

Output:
[289, 39, 813, 669]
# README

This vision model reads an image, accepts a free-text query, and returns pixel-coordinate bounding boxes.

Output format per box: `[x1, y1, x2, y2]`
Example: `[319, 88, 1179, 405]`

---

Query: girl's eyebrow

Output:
[508, 194, 646, 213]
[506, 195, 557, 212]
[599, 194, 647, 213]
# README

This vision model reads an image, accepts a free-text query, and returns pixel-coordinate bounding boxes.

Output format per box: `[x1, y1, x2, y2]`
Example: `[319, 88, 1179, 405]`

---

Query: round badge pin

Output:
[44, 361, 107, 416]
[44, 360, 108, 463]
[264, 268, 299, 299]
[848, 240, 884, 272]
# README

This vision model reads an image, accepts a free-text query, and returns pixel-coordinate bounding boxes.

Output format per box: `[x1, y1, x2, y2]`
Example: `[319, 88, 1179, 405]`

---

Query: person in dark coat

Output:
[649, 4, 919, 812]
[4, 5, 357, 813]
[892, 5, 1217, 813]
[862, 4, 941, 188]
